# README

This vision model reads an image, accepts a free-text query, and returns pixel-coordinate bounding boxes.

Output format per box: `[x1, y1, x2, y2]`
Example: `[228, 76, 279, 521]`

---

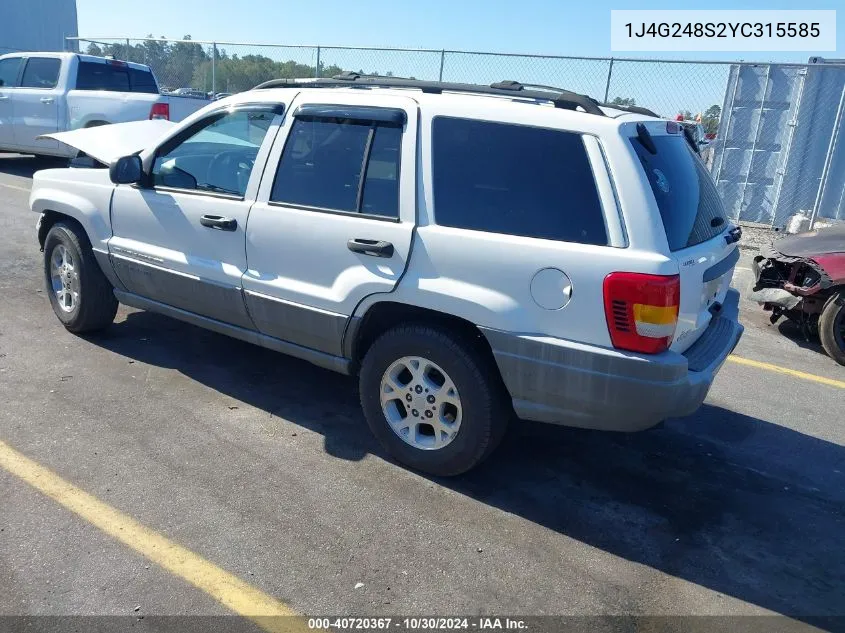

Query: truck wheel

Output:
[819, 290, 845, 366]
[359, 325, 509, 476]
[43, 223, 118, 333]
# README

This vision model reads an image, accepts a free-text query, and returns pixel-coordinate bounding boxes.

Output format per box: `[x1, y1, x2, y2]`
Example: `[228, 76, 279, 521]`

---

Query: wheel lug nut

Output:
[415, 385, 423, 394]
[426, 395, 435, 404]
[424, 410, 433, 418]
[411, 409, 419, 417]
[405, 394, 412, 402]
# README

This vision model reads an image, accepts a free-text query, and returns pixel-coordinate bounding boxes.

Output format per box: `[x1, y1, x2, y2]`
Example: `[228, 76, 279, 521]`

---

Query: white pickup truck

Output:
[0, 52, 208, 159]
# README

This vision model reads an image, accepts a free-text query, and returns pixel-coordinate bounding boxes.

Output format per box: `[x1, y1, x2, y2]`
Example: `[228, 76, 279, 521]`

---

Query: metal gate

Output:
[712, 60, 845, 227]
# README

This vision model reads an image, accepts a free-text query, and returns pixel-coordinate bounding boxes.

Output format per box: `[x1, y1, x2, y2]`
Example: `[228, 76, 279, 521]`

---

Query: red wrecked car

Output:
[751, 226, 845, 365]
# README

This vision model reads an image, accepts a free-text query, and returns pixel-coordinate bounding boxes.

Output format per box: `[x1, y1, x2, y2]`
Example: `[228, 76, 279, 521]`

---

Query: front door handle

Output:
[347, 238, 394, 258]
[40, 97, 55, 104]
[200, 215, 237, 231]
[0, 95, 9, 101]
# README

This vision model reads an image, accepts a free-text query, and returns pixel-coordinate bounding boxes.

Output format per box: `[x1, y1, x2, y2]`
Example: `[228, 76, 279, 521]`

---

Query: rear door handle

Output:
[40, 97, 55, 104]
[347, 238, 394, 258]
[200, 215, 237, 231]
[0, 95, 9, 101]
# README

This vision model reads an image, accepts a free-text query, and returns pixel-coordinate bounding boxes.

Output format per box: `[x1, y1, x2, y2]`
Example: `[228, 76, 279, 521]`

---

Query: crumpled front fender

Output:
[813, 253, 845, 286]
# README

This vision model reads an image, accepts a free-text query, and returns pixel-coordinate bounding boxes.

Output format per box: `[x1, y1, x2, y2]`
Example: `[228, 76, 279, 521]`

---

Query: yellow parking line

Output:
[0, 439, 304, 633]
[0, 182, 30, 193]
[728, 355, 845, 389]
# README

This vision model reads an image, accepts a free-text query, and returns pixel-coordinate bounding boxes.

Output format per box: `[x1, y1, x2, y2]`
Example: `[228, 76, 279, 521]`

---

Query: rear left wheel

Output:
[359, 325, 509, 476]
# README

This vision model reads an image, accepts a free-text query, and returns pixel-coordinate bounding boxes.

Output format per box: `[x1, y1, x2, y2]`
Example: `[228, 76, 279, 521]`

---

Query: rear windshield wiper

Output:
[635, 123, 657, 155]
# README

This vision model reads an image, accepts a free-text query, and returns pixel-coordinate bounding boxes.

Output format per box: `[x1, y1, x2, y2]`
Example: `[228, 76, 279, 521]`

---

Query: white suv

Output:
[30, 75, 743, 476]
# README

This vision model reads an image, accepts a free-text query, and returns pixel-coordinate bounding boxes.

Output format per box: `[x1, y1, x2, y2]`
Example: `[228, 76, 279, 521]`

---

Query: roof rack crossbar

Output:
[254, 74, 605, 116]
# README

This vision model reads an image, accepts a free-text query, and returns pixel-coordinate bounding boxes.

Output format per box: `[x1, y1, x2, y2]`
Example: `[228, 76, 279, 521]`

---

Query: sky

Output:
[76, 0, 843, 64]
[73, 0, 842, 117]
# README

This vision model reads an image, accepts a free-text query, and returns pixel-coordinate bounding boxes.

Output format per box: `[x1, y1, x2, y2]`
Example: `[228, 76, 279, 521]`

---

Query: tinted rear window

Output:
[432, 117, 608, 245]
[630, 133, 727, 251]
[76, 61, 158, 93]
[129, 67, 159, 93]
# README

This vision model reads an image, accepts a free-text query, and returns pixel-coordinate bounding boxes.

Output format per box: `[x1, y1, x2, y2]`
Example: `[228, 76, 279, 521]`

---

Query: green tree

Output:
[137, 36, 172, 82]
[702, 104, 721, 135]
[87, 35, 397, 94]
[162, 35, 208, 89]
[610, 96, 636, 107]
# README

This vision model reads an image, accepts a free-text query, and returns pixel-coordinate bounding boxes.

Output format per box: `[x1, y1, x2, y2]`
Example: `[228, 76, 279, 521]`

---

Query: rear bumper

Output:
[480, 289, 744, 431]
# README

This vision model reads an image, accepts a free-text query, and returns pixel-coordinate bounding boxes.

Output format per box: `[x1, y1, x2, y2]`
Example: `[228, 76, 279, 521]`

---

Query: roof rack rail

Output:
[599, 102, 661, 118]
[254, 73, 605, 116]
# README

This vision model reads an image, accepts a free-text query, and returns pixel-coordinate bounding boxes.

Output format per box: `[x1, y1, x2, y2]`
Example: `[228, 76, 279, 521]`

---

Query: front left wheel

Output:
[43, 222, 118, 333]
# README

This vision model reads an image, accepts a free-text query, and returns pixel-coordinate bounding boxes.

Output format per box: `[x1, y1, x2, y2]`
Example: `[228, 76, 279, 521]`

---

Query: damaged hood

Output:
[773, 226, 845, 257]
[38, 119, 177, 164]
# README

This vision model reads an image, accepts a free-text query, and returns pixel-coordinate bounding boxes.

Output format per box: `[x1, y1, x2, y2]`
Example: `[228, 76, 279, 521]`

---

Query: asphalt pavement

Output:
[1, 154, 843, 632]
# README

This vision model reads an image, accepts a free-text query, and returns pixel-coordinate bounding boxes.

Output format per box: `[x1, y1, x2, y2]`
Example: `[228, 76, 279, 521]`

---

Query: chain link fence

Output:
[68, 37, 736, 117]
[67, 37, 845, 226]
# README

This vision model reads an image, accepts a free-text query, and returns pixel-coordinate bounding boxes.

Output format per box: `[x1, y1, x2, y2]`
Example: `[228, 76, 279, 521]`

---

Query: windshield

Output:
[630, 133, 727, 251]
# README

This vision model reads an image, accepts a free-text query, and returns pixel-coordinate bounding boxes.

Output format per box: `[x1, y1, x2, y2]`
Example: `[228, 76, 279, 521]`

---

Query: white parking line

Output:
[0, 182, 30, 193]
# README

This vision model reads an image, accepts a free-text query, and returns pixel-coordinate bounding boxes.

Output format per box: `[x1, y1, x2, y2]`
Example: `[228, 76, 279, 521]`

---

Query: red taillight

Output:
[149, 102, 170, 120]
[603, 272, 680, 354]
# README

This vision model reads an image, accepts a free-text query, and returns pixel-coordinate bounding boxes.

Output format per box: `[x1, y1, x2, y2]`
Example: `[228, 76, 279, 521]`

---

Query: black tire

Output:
[43, 222, 118, 333]
[819, 290, 845, 366]
[359, 324, 509, 476]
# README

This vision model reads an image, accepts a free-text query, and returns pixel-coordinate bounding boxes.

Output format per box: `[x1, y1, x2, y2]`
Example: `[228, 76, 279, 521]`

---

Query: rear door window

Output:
[630, 133, 727, 251]
[271, 115, 402, 218]
[20, 57, 60, 89]
[431, 117, 608, 245]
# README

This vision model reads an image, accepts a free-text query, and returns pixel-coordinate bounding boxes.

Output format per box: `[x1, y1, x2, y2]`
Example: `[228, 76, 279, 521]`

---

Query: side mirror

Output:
[159, 164, 197, 190]
[109, 155, 143, 185]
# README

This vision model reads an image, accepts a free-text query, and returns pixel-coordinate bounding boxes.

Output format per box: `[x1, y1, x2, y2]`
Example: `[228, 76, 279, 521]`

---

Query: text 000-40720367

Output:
[306, 617, 529, 631]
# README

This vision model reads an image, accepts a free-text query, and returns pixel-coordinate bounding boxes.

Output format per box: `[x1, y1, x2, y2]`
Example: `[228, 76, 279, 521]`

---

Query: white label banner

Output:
[611, 10, 837, 52]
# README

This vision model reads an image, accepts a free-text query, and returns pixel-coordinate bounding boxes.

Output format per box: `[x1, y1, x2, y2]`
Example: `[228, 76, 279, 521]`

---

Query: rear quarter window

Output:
[630, 133, 727, 251]
[431, 117, 608, 246]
